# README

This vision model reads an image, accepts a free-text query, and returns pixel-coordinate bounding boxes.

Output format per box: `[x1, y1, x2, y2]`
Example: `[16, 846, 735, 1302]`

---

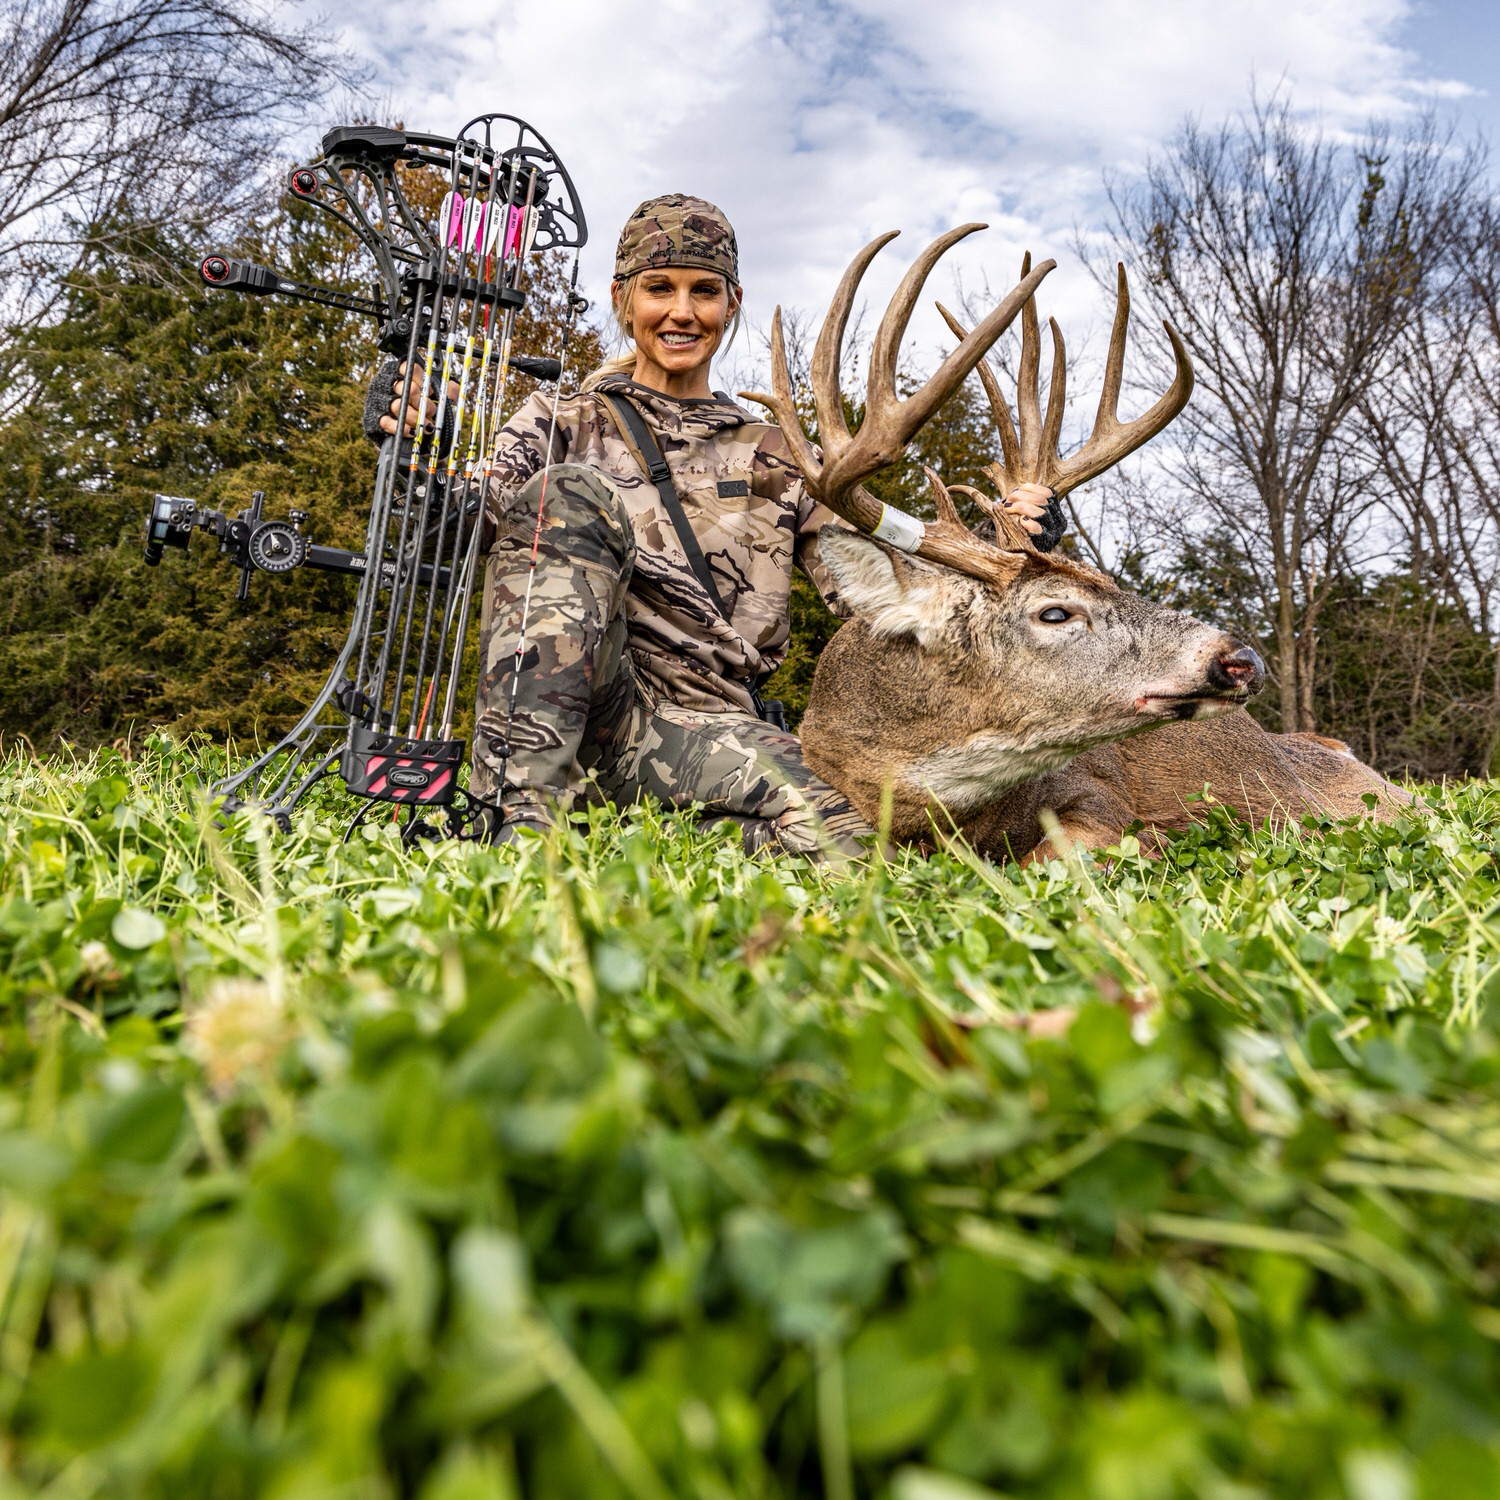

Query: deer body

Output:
[1002, 717, 1407, 859]
[801, 529, 1410, 861]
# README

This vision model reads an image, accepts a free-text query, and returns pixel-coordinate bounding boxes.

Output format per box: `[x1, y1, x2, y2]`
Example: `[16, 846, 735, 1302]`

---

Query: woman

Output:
[387, 194, 1059, 855]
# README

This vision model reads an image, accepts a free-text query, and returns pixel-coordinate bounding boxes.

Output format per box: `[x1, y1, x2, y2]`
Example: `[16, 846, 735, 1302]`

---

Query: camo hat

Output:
[614, 194, 739, 283]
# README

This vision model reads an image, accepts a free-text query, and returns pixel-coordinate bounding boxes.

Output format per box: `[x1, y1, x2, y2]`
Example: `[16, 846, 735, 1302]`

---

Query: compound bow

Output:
[144, 114, 588, 840]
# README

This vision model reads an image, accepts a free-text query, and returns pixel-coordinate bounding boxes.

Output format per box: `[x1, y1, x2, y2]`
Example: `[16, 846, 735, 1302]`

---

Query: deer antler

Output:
[740, 226, 1056, 583]
[935, 258, 1193, 499]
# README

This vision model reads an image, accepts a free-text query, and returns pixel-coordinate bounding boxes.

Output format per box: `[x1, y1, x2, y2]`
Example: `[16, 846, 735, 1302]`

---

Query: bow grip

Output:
[362, 355, 457, 462]
[363, 354, 405, 444]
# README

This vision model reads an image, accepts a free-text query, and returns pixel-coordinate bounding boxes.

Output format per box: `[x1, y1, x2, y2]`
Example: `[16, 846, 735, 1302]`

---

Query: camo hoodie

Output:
[486, 372, 848, 715]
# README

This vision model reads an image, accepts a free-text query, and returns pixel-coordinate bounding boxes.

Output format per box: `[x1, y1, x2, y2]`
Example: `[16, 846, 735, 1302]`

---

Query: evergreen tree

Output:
[0, 206, 375, 746]
[0, 183, 600, 750]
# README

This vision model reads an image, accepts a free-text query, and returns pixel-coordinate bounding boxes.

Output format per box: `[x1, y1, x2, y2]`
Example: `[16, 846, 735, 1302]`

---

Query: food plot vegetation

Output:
[1, 738, 1498, 1499]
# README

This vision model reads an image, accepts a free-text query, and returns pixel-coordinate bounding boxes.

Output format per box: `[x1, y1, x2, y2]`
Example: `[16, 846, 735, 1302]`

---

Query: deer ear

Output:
[815, 527, 953, 645]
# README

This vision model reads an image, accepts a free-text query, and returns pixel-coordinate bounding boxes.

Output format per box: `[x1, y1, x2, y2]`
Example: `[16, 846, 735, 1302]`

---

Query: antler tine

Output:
[1040, 318, 1068, 474]
[948, 259, 1195, 501]
[1050, 262, 1195, 495]
[902, 250, 1055, 437]
[869, 223, 984, 406]
[1016, 254, 1044, 478]
[813, 230, 899, 451]
[939, 264, 1061, 491]
[923, 465, 966, 528]
[935, 254, 1065, 491]
[741, 305, 823, 487]
[947, 482, 1002, 522]
[1095, 262, 1131, 441]
[936, 300, 1021, 493]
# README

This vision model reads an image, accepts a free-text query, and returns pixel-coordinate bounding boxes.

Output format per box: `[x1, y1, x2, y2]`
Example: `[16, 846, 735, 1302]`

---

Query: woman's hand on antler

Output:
[1001, 481, 1066, 551]
[1000, 482, 1054, 533]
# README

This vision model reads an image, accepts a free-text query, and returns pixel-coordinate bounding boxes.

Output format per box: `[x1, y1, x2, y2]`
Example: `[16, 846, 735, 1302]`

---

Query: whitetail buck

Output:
[743, 231, 1411, 861]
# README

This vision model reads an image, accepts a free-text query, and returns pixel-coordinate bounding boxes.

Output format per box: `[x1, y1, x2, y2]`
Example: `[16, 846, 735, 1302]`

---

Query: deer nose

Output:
[1207, 644, 1264, 695]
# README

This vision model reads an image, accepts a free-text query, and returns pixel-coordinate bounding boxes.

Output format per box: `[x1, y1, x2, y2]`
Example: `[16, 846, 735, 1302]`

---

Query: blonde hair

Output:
[580, 272, 743, 393]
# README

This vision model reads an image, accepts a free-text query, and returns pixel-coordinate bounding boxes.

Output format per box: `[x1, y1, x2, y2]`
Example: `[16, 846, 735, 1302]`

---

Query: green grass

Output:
[1, 736, 1498, 1498]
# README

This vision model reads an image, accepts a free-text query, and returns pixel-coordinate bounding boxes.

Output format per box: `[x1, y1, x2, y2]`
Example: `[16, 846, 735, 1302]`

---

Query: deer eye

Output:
[1037, 606, 1073, 624]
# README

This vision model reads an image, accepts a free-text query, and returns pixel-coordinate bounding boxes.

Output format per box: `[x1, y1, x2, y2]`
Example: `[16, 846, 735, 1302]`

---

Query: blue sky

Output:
[1399, 0, 1499, 138]
[305, 0, 1496, 378]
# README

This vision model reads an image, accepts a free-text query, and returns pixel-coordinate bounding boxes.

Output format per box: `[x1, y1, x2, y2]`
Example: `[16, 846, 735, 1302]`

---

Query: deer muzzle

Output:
[1133, 640, 1265, 722]
[1205, 644, 1265, 697]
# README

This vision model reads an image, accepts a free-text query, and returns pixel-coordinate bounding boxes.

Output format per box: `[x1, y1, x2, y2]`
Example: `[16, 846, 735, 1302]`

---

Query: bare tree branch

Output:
[1094, 91, 1484, 733]
[0, 0, 359, 345]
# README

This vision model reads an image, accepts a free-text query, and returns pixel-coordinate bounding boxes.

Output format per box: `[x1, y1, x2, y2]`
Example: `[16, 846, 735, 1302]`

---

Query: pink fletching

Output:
[442, 191, 468, 249]
[480, 200, 504, 255]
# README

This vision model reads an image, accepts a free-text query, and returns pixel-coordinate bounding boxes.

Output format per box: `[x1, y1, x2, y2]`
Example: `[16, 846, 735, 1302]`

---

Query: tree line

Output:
[1089, 96, 1500, 778]
[0, 8, 1495, 779]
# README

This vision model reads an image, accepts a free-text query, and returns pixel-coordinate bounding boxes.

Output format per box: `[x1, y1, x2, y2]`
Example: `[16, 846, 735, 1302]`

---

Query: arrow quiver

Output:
[147, 116, 588, 839]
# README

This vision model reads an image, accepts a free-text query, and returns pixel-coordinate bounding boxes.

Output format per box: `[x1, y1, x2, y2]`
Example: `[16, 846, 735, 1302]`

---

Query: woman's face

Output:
[620, 266, 738, 398]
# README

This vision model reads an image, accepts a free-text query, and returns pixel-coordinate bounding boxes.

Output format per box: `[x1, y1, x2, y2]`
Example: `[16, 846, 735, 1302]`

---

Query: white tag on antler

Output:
[872, 504, 925, 553]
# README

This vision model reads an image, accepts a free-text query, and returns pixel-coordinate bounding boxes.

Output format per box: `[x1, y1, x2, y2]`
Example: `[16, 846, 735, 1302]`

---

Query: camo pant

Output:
[470, 464, 873, 860]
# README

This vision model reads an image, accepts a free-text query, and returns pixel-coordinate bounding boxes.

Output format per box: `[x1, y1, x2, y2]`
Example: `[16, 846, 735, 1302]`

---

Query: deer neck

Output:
[799, 620, 1085, 840]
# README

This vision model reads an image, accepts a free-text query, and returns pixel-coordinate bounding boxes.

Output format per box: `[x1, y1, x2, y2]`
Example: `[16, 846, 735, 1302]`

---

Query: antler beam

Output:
[741, 227, 1056, 583]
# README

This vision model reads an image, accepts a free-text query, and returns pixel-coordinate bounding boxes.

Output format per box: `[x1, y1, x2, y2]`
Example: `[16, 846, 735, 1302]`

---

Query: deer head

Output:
[804, 522, 1262, 834]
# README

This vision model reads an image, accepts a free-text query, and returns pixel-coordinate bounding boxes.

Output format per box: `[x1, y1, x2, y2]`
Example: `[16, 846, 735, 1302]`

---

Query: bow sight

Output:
[145, 115, 587, 838]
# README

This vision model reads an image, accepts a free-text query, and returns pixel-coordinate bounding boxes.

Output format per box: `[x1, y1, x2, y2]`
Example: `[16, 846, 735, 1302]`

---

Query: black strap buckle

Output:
[750, 685, 788, 732]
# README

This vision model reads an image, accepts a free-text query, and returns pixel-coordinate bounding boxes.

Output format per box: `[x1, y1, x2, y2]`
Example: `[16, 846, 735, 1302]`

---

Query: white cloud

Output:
[300, 0, 1476, 380]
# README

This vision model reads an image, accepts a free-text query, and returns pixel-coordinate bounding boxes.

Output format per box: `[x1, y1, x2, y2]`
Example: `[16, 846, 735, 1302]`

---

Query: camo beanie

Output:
[614, 194, 739, 283]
